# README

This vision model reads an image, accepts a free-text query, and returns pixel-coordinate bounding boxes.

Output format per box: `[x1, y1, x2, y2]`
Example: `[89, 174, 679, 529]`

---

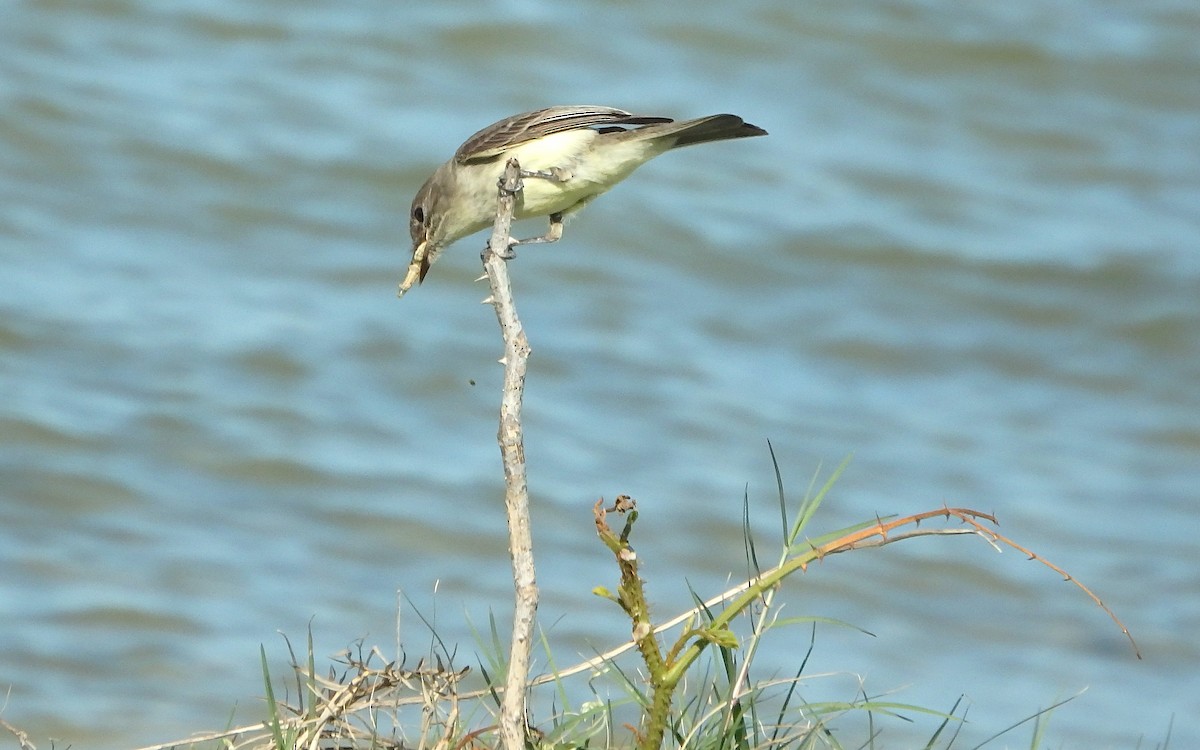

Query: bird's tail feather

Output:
[664, 114, 768, 148]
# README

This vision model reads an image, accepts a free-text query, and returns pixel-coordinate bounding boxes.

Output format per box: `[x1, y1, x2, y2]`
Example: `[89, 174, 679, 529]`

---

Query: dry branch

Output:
[480, 158, 538, 750]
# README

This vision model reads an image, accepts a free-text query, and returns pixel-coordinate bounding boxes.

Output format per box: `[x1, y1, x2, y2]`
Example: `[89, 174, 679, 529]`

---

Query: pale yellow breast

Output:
[506, 129, 668, 219]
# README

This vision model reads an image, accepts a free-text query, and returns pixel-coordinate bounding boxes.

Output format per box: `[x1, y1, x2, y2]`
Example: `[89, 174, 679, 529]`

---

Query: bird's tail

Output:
[660, 114, 768, 148]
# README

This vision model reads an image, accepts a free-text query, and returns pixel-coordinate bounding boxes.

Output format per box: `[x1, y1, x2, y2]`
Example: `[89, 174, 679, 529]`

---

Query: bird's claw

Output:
[520, 167, 571, 183]
[484, 242, 517, 261]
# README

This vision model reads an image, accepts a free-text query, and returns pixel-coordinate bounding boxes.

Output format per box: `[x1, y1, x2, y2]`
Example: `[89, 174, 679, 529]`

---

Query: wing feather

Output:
[454, 106, 674, 163]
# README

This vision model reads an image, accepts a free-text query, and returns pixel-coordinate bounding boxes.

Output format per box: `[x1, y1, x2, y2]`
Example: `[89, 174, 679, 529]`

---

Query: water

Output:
[2, 0, 1197, 746]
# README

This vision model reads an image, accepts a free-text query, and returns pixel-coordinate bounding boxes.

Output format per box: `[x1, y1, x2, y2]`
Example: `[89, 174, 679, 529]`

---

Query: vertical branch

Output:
[482, 157, 537, 750]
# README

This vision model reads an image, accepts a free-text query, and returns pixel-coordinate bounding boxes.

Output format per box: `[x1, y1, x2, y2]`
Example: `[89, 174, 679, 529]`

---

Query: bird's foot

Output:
[511, 212, 565, 247]
[520, 166, 571, 183]
[485, 241, 518, 261]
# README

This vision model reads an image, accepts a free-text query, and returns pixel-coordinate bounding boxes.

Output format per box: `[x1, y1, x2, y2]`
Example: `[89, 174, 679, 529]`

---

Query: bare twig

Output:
[481, 157, 538, 750]
[947, 509, 1141, 659]
[1, 718, 36, 750]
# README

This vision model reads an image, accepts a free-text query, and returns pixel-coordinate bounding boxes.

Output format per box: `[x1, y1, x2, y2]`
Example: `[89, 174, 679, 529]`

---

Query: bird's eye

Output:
[412, 206, 425, 223]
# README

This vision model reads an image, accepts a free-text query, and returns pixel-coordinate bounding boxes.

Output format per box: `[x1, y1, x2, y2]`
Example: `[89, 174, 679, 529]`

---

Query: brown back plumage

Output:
[454, 106, 765, 163]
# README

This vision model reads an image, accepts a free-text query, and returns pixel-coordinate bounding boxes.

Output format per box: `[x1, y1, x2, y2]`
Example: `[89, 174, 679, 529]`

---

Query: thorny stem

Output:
[482, 158, 537, 750]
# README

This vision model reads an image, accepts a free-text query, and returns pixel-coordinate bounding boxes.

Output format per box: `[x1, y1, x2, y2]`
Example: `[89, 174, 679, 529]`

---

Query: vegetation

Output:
[84, 448, 1137, 750]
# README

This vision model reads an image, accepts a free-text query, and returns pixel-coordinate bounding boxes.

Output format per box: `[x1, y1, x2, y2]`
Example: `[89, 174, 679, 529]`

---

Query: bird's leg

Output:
[519, 166, 571, 183]
[492, 167, 570, 259]
[492, 213, 563, 260]
[513, 212, 564, 247]
[494, 166, 568, 197]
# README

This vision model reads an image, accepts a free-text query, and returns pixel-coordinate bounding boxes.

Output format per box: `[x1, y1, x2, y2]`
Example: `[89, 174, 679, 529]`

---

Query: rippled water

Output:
[2, 1, 1197, 747]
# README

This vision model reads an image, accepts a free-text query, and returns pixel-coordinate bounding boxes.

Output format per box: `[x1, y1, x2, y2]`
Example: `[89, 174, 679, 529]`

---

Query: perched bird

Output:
[399, 105, 767, 296]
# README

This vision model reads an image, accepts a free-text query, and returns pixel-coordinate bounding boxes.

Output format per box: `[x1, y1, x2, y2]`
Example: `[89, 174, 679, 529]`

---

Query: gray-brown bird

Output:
[399, 105, 767, 296]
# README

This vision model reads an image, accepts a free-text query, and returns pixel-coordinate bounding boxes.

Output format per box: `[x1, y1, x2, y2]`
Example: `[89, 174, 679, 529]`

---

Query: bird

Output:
[398, 105, 767, 296]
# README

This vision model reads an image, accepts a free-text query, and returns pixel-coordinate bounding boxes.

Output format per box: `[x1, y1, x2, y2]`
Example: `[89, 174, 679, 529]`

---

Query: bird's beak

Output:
[397, 236, 431, 298]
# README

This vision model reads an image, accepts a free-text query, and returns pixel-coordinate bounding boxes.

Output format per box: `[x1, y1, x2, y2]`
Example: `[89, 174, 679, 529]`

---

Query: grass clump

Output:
[114, 450, 1137, 750]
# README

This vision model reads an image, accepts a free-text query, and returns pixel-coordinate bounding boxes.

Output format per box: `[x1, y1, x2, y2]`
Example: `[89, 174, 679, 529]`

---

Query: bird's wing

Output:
[454, 106, 674, 163]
